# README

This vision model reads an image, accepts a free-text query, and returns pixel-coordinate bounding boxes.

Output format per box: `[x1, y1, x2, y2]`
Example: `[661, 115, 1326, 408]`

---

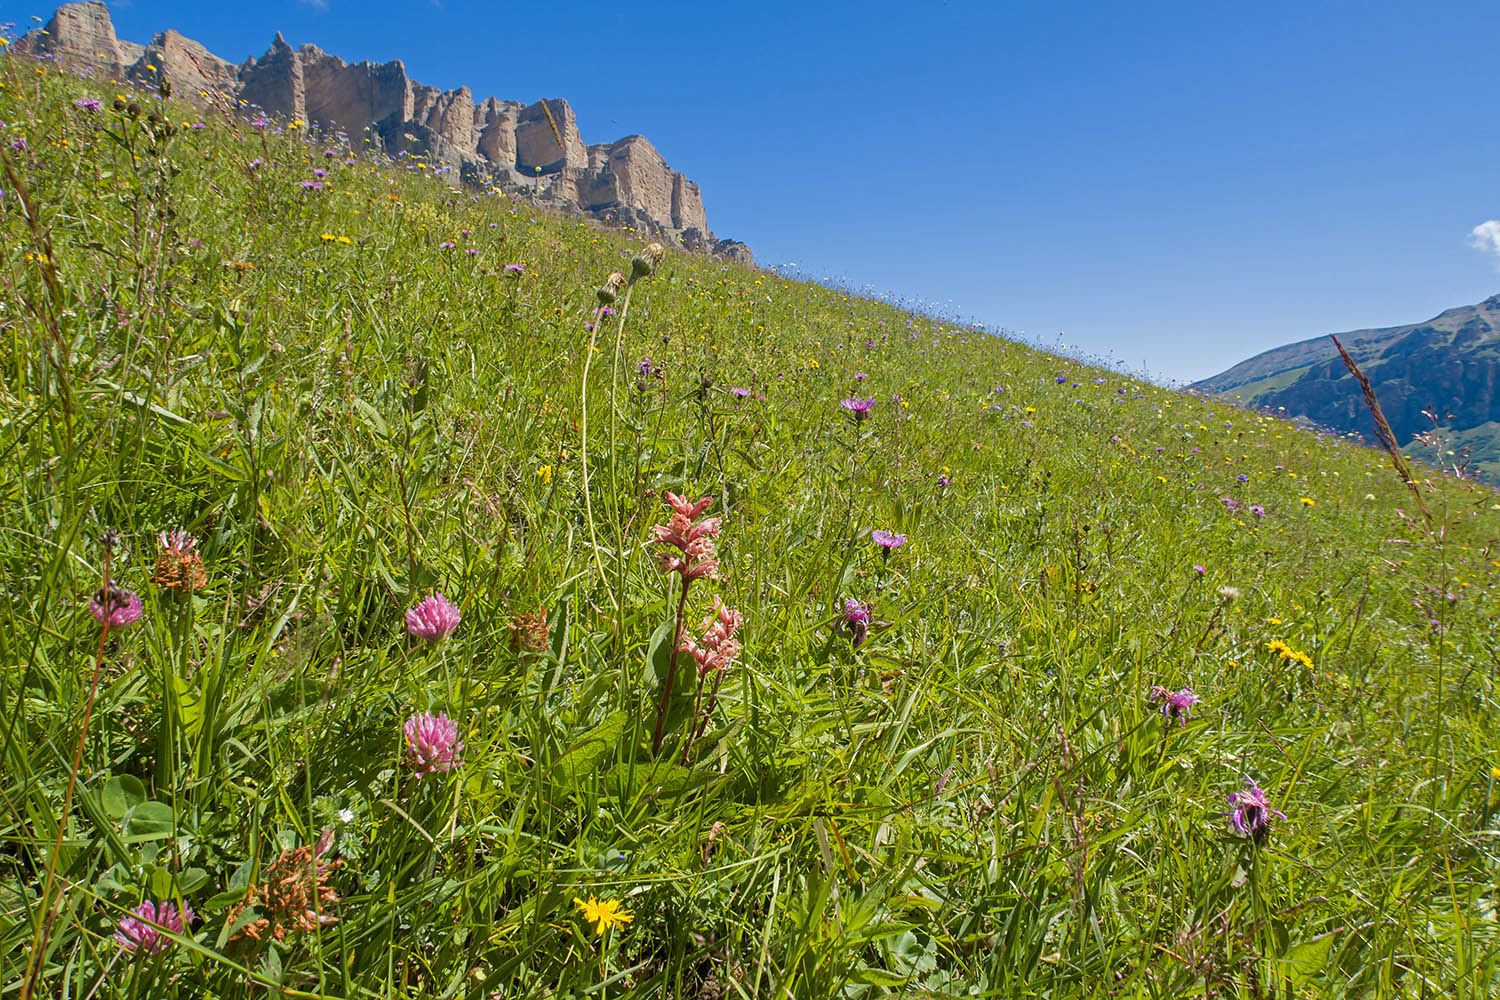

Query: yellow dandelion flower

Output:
[320, 233, 336, 241]
[338, 235, 352, 244]
[1300, 497, 1315, 506]
[573, 895, 632, 937]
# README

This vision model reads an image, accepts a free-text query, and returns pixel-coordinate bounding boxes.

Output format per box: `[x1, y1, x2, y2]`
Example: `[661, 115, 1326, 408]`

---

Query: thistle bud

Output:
[630, 242, 666, 281]
[596, 271, 625, 305]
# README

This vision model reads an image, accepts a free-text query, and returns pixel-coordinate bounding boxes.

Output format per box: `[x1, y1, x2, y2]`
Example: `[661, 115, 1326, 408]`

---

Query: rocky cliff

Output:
[14, 1, 751, 265]
[1195, 295, 1500, 480]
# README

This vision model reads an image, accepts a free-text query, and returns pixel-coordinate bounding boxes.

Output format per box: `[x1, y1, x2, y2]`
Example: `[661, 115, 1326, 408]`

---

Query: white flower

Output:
[337, 809, 354, 824]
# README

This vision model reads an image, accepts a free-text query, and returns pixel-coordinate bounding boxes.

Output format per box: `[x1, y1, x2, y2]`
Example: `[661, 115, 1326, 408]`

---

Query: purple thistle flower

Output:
[872, 529, 907, 550]
[312, 168, 328, 178]
[1249, 505, 1266, 519]
[504, 263, 525, 275]
[90, 583, 144, 628]
[841, 397, 876, 420]
[1228, 779, 1286, 844]
[403, 711, 462, 775]
[730, 386, 752, 398]
[74, 96, 102, 112]
[1148, 685, 1201, 726]
[438, 240, 456, 249]
[840, 598, 871, 648]
[406, 593, 460, 640]
[1219, 497, 1238, 512]
[115, 900, 193, 954]
[300, 180, 323, 191]
[639, 358, 654, 377]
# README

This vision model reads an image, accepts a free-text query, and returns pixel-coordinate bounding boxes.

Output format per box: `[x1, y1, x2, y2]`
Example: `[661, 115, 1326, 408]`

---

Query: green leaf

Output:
[101, 775, 146, 819]
[124, 801, 176, 842]
[548, 710, 630, 788]
[1283, 933, 1335, 987]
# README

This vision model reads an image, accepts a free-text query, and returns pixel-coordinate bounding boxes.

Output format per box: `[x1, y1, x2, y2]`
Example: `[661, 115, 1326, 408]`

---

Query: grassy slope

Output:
[3, 64, 1500, 999]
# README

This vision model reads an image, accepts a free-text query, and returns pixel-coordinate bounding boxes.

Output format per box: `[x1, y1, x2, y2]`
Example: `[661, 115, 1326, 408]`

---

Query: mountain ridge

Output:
[1194, 294, 1500, 478]
[14, 1, 752, 265]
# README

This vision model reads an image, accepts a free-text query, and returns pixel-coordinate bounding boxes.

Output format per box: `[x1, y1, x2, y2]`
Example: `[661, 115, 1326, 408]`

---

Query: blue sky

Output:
[81, 1, 1500, 381]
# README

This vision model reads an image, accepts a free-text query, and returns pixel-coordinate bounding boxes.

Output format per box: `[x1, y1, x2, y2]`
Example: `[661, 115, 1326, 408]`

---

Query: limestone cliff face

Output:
[16, 1, 750, 264]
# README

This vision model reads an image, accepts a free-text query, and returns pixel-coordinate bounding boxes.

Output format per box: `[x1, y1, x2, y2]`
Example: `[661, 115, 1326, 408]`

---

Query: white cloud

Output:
[298, 0, 329, 9]
[1468, 220, 1500, 269]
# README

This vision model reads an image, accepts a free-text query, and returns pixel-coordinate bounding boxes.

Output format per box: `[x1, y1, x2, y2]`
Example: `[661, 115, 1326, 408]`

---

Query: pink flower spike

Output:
[403, 711, 463, 775]
[115, 900, 193, 954]
[406, 593, 460, 640]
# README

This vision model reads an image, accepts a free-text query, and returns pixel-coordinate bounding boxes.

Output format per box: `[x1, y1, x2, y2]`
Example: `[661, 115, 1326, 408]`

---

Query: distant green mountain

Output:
[1194, 294, 1500, 480]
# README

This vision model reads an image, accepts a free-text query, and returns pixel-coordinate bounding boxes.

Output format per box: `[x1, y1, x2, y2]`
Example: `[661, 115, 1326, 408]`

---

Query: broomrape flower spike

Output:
[653, 492, 721, 583]
[406, 592, 460, 640]
[679, 597, 744, 678]
[152, 529, 206, 593]
[403, 711, 462, 775]
[114, 900, 193, 954]
[573, 895, 633, 936]
[227, 830, 340, 942]
[1228, 778, 1286, 844]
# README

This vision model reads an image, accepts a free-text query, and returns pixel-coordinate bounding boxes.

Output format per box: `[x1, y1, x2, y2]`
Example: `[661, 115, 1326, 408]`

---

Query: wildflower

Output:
[406, 592, 460, 640]
[597, 270, 625, 305]
[1228, 779, 1286, 844]
[1055, 374, 1067, 384]
[403, 711, 462, 775]
[679, 597, 744, 678]
[504, 263, 525, 276]
[300, 180, 323, 191]
[90, 583, 144, 627]
[730, 386, 752, 398]
[630, 241, 666, 280]
[507, 608, 550, 652]
[537, 464, 553, 484]
[839, 598, 871, 648]
[1192, 564, 1206, 576]
[73, 96, 102, 112]
[227, 830, 340, 942]
[1248, 504, 1265, 518]
[638, 358, 654, 378]
[151, 529, 207, 593]
[841, 396, 875, 420]
[1147, 686, 1200, 726]
[1300, 497, 1315, 507]
[247, 157, 263, 170]
[936, 474, 951, 488]
[1219, 497, 1238, 511]
[1236, 473, 1248, 483]
[653, 492, 721, 583]
[872, 529, 907, 550]
[573, 895, 633, 936]
[114, 900, 193, 954]
[313, 168, 330, 179]
[438, 240, 455, 249]
[853, 372, 869, 380]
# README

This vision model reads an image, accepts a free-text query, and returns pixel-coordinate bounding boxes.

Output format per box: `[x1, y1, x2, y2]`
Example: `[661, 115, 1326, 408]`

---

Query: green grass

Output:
[3, 60, 1500, 999]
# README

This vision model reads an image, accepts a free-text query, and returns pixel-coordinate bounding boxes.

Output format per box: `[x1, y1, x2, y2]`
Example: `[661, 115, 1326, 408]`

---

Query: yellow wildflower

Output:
[537, 464, 553, 485]
[1300, 497, 1315, 506]
[573, 895, 632, 937]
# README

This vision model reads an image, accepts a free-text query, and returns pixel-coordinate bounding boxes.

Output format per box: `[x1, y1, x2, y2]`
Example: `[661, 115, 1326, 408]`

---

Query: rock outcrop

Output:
[15, 1, 750, 263]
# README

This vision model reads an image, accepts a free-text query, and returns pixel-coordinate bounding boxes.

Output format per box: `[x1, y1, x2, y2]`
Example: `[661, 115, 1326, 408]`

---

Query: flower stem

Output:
[652, 579, 691, 755]
[579, 305, 618, 613]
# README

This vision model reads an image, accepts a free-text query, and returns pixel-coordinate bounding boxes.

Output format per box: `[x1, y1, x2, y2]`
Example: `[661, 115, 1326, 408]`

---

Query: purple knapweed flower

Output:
[10, 138, 26, 151]
[936, 474, 951, 488]
[403, 711, 462, 775]
[1249, 505, 1266, 519]
[115, 900, 193, 954]
[639, 358, 654, 377]
[1192, 564, 1206, 577]
[74, 96, 102, 112]
[504, 263, 525, 275]
[1219, 497, 1238, 511]
[853, 372, 869, 380]
[872, 529, 907, 550]
[90, 583, 144, 628]
[312, 168, 328, 178]
[730, 387, 751, 398]
[1228, 779, 1286, 844]
[1148, 685, 1201, 726]
[840, 598, 871, 648]
[406, 593, 460, 640]
[300, 180, 323, 191]
[841, 397, 875, 420]
[438, 240, 456, 249]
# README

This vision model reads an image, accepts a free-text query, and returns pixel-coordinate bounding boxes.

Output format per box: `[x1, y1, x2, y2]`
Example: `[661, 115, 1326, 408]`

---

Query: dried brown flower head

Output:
[228, 830, 340, 943]
[631, 242, 666, 281]
[151, 529, 207, 593]
[508, 608, 550, 653]
[597, 271, 626, 305]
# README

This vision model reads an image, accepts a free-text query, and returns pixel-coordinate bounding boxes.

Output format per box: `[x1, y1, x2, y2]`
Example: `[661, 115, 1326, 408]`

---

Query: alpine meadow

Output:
[5, 43, 1500, 1000]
